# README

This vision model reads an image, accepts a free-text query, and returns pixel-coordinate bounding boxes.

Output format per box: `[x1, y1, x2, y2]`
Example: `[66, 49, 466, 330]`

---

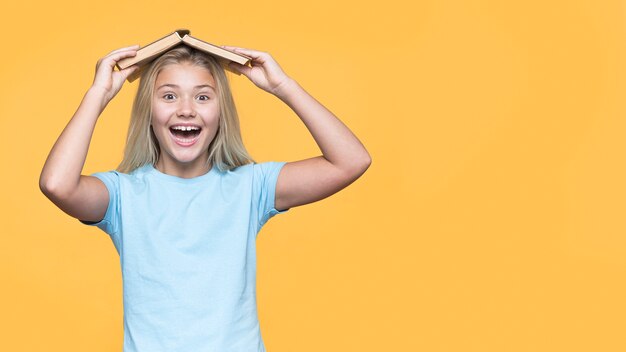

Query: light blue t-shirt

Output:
[80, 161, 289, 352]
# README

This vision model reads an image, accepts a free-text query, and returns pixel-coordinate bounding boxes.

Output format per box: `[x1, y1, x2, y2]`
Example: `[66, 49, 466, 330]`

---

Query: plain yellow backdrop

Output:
[2, 0, 626, 351]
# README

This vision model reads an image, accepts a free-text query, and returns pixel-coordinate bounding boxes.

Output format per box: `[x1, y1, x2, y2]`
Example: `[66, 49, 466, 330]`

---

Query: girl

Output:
[40, 43, 371, 351]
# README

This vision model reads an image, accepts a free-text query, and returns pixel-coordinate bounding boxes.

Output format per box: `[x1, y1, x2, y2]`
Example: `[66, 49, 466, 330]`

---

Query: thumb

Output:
[229, 62, 251, 76]
[121, 65, 140, 80]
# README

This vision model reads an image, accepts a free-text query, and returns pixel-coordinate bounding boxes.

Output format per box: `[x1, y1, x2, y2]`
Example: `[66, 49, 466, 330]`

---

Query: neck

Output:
[154, 159, 212, 179]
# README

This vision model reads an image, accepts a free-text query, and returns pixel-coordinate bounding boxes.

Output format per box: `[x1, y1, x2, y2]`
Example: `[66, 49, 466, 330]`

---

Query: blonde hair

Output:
[117, 46, 255, 173]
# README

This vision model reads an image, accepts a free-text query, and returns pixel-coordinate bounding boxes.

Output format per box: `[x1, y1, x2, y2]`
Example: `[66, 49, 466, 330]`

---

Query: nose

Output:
[176, 97, 196, 117]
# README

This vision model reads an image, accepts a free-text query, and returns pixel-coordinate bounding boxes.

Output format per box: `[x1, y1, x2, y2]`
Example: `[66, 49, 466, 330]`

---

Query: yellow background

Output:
[2, 0, 625, 351]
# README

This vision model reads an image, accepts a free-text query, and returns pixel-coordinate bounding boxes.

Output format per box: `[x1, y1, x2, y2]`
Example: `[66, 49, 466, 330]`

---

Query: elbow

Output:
[331, 152, 372, 180]
[358, 153, 372, 172]
[361, 157, 372, 175]
[346, 155, 372, 178]
[364, 154, 372, 168]
[39, 172, 52, 198]
[39, 174, 73, 201]
[39, 176, 59, 200]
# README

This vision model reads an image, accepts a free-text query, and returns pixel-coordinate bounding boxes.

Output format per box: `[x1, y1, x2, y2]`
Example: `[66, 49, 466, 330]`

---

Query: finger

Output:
[221, 45, 265, 60]
[101, 49, 138, 68]
[221, 45, 241, 52]
[105, 45, 141, 57]
[228, 62, 252, 76]
[120, 65, 140, 80]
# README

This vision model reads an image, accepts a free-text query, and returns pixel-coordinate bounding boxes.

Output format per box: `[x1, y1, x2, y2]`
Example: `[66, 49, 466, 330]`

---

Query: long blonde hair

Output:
[117, 46, 255, 173]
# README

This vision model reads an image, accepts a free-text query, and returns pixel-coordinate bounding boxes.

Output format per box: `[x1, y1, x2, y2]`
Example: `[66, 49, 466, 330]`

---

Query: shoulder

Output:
[91, 164, 152, 188]
[249, 161, 288, 189]
[217, 161, 285, 185]
[226, 162, 255, 174]
[218, 162, 267, 178]
[250, 161, 287, 175]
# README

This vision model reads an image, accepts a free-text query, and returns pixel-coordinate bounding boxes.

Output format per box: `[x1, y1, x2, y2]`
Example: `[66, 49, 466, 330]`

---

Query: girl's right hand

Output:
[91, 45, 140, 103]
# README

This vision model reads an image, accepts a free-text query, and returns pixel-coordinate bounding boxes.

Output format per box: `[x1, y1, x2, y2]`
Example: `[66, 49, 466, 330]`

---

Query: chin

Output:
[169, 149, 209, 164]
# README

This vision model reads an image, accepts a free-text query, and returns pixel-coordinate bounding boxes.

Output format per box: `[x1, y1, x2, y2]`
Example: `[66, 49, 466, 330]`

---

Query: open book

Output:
[116, 29, 252, 82]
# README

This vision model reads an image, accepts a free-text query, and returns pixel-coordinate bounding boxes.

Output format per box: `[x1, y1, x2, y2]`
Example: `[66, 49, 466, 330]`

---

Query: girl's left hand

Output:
[221, 46, 293, 97]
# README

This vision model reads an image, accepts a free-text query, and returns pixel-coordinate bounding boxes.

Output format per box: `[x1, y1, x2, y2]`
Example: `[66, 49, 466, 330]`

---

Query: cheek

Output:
[203, 104, 221, 121]
[151, 103, 173, 123]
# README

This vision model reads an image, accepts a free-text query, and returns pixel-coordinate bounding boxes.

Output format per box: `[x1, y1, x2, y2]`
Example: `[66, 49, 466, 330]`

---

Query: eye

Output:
[197, 94, 211, 101]
[163, 93, 176, 100]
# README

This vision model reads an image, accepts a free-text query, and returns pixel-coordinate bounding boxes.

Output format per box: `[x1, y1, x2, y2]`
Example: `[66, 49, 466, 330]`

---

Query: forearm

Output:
[39, 87, 109, 197]
[276, 79, 371, 171]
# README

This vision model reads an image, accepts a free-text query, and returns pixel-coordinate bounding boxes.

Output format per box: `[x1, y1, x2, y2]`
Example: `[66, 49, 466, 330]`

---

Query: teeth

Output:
[171, 126, 200, 131]
[173, 136, 197, 143]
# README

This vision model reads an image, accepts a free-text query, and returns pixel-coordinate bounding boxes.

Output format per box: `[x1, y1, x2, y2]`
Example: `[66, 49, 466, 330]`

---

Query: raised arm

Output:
[39, 45, 139, 222]
[223, 46, 372, 211]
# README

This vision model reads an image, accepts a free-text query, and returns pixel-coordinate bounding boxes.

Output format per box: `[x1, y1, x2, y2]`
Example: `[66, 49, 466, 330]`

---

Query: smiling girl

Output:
[40, 43, 370, 351]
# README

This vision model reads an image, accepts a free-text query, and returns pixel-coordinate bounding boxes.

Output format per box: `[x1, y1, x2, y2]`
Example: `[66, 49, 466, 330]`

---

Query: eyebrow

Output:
[156, 83, 215, 90]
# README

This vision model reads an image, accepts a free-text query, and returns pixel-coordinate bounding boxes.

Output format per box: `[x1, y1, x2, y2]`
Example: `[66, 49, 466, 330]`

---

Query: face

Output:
[151, 63, 220, 174]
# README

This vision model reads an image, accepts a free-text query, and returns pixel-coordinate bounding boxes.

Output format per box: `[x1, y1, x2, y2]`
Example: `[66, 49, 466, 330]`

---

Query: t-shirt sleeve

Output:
[253, 161, 290, 229]
[78, 171, 121, 237]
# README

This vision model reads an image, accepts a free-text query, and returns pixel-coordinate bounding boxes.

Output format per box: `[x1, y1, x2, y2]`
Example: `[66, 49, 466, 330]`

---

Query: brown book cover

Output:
[116, 29, 252, 82]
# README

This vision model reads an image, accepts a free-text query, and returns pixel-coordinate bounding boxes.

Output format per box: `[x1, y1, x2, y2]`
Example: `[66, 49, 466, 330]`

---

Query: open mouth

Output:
[169, 125, 202, 145]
